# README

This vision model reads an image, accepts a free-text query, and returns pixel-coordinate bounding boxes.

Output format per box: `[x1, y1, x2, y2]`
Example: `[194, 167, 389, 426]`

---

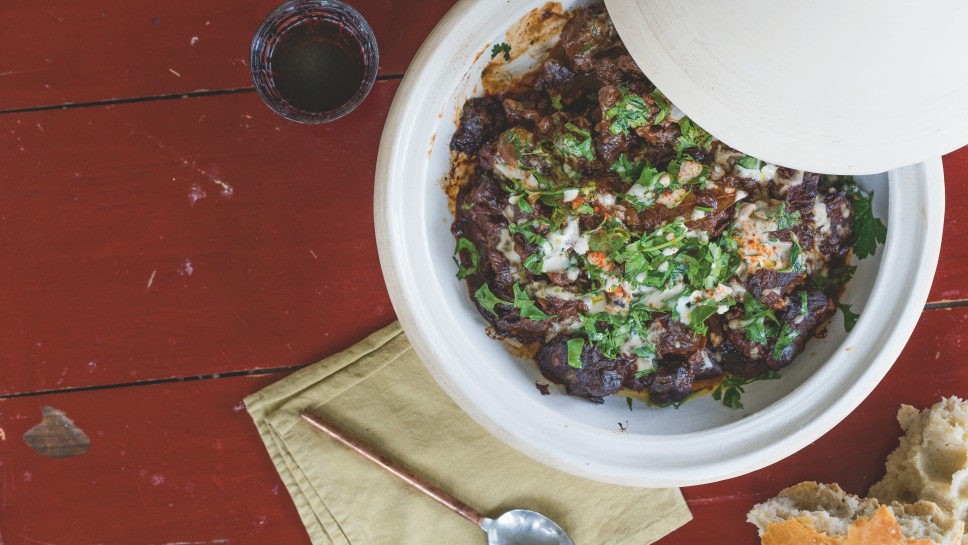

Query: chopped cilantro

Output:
[512, 283, 553, 321]
[774, 203, 802, 230]
[848, 187, 887, 259]
[474, 284, 509, 317]
[606, 86, 652, 136]
[522, 253, 543, 274]
[626, 397, 634, 411]
[741, 294, 779, 345]
[736, 155, 763, 170]
[566, 338, 584, 369]
[554, 123, 595, 162]
[675, 117, 713, 154]
[550, 94, 563, 111]
[712, 371, 781, 409]
[453, 237, 480, 280]
[772, 323, 800, 359]
[779, 236, 804, 273]
[649, 89, 671, 125]
[837, 302, 860, 332]
[490, 42, 511, 61]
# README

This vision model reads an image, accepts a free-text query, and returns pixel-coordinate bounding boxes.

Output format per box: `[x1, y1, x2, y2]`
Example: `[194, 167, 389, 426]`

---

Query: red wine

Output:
[269, 19, 366, 114]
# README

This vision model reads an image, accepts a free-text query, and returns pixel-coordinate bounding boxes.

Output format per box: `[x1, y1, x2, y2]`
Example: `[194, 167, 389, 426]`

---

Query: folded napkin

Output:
[245, 322, 692, 545]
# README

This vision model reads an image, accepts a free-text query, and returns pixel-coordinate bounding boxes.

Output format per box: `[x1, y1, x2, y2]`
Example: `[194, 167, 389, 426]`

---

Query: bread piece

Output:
[748, 482, 964, 545]
[869, 397, 968, 535]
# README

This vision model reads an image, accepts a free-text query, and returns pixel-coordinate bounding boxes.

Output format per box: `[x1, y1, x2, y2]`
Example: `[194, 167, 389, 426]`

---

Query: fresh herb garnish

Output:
[772, 322, 800, 359]
[550, 94, 563, 111]
[474, 284, 509, 316]
[606, 86, 652, 136]
[453, 237, 480, 280]
[566, 338, 585, 369]
[774, 203, 802, 230]
[837, 302, 859, 332]
[741, 294, 779, 345]
[712, 371, 781, 409]
[848, 186, 887, 259]
[737, 155, 763, 170]
[779, 236, 804, 273]
[626, 397, 634, 411]
[814, 263, 857, 292]
[490, 42, 511, 61]
[675, 117, 713, 154]
[512, 283, 554, 321]
[554, 123, 595, 162]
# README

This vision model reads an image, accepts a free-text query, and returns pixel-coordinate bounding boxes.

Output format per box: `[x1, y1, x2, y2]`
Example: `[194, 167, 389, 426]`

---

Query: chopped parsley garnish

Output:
[837, 302, 860, 333]
[778, 236, 804, 273]
[512, 283, 553, 321]
[774, 203, 802, 230]
[675, 117, 713, 154]
[490, 42, 511, 61]
[772, 322, 800, 359]
[550, 94, 563, 111]
[566, 338, 585, 368]
[554, 123, 595, 162]
[848, 187, 887, 259]
[712, 371, 780, 409]
[453, 237, 480, 280]
[626, 397, 634, 411]
[474, 284, 509, 316]
[741, 294, 779, 345]
[737, 155, 763, 170]
[606, 86, 652, 136]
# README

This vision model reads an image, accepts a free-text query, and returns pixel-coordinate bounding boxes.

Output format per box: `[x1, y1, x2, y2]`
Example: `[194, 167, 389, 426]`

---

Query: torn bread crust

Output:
[748, 482, 964, 545]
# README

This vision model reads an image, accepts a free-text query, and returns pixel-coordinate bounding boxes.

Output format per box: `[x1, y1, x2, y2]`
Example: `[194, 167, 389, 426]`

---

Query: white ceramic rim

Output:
[374, 0, 946, 486]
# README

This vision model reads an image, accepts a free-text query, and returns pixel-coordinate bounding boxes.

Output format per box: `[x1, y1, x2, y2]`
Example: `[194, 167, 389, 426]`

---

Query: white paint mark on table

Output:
[177, 259, 194, 277]
[168, 68, 182, 77]
[309, 249, 318, 260]
[190, 36, 199, 46]
[146, 270, 157, 291]
[212, 179, 234, 198]
[188, 183, 207, 205]
[150, 473, 166, 486]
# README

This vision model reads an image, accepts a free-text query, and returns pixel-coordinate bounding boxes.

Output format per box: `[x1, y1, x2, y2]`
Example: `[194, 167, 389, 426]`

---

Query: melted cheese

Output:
[540, 217, 589, 273]
[732, 201, 795, 273]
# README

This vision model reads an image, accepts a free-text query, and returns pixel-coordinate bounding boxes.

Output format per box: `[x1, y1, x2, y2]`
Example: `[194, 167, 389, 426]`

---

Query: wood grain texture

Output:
[0, 307, 964, 545]
[0, 0, 456, 111]
[0, 83, 398, 396]
[928, 147, 968, 303]
[0, 373, 310, 545]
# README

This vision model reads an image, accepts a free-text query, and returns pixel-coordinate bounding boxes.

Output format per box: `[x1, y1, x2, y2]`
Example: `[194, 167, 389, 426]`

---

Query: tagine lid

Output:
[604, 0, 968, 174]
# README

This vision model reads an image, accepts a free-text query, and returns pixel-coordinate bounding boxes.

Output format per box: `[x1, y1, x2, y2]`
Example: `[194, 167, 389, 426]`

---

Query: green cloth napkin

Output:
[245, 322, 692, 545]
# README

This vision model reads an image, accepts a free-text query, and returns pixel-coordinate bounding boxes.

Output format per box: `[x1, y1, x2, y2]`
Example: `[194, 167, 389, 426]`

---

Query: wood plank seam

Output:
[0, 74, 403, 116]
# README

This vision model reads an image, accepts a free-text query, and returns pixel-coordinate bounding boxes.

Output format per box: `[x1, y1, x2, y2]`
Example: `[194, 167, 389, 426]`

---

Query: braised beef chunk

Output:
[537, 337, 636, 403]
[746, 269, 807, 310]
[449, 2, 873, 406]
[687, 349, 724, 380]
[817, 189, 854, 259]
[534, 59, 576, 90]
[649, 364, 694, 406]
[765, 287, 836, 370]
[593, 54, 647, 86]
[493, 313, 554, 343]
[558, 6, 618, 73]
[653, 315, 706, 358]
[780, 171, 820, 215]
[451, 97, 506, 154]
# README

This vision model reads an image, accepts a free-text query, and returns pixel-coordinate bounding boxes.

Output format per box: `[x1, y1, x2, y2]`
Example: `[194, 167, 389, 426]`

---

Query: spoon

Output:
[301, 410, 575, 545]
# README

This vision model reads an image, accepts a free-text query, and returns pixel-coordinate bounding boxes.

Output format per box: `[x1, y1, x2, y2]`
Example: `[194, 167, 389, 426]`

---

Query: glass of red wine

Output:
[250, 0, 378, 123]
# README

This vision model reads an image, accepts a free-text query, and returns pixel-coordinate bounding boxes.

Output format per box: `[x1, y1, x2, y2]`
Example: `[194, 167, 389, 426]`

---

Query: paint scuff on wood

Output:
[23, 406, 90, 458]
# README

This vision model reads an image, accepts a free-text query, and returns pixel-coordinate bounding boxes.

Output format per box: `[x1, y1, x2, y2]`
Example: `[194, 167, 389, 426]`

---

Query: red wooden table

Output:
[2, 1, 967, 543]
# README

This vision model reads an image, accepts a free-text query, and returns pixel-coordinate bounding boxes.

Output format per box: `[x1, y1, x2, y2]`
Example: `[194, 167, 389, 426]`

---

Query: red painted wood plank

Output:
[0, 0, 455, 111]
[929, 146, 968, 303]
[0, 83, 398, 396]
[1, 307, 965, 545]
[0, 373, 312, 545]
[658, 305, 968, 544]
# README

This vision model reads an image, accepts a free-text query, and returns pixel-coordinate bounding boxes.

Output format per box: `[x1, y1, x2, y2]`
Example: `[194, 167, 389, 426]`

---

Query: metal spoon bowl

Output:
[301, 410, 575, 545]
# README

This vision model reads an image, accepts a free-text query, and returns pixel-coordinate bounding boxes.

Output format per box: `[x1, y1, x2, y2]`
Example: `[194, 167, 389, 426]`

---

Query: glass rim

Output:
[249, 0, 379, 124]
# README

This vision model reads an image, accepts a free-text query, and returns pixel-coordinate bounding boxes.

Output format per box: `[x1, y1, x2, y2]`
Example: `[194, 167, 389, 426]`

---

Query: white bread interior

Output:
[747, 481, 964, 544]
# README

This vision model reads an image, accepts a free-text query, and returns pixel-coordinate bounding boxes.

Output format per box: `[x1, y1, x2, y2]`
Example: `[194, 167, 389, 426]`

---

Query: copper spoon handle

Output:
[300, 410, 485, 526]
